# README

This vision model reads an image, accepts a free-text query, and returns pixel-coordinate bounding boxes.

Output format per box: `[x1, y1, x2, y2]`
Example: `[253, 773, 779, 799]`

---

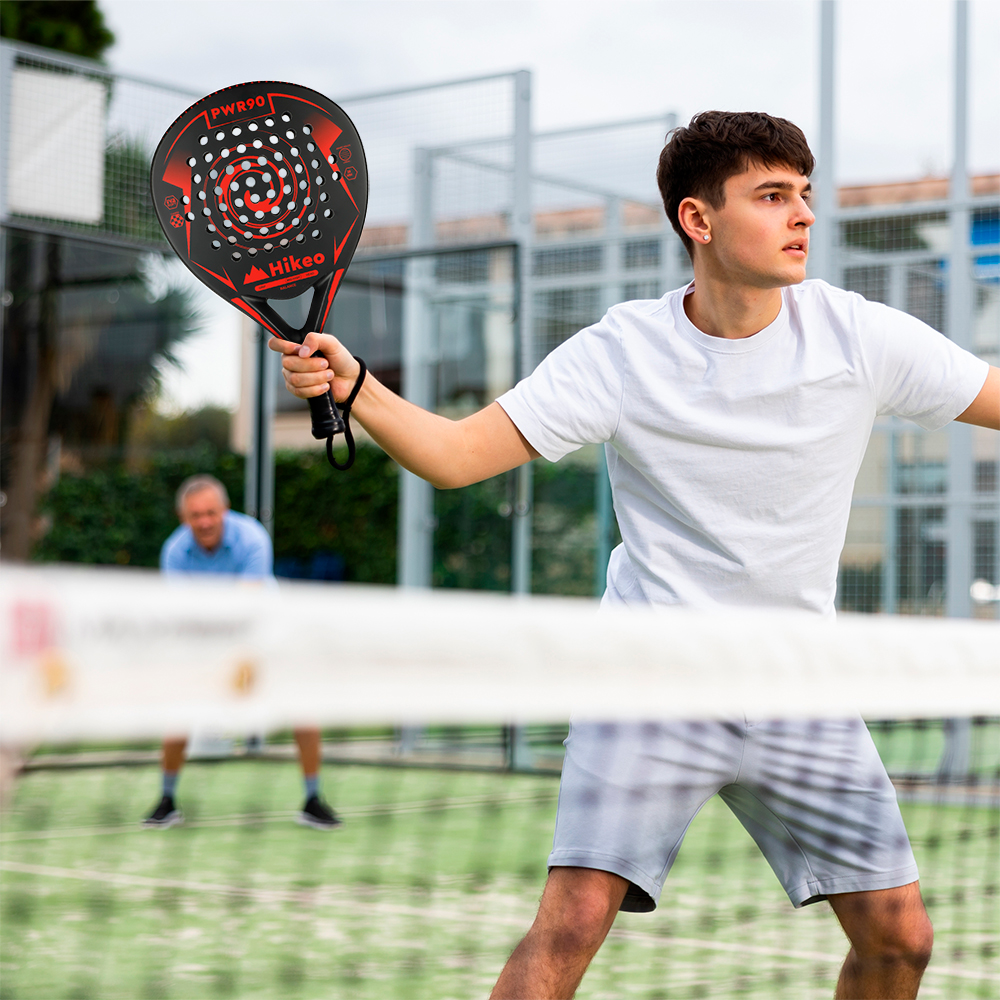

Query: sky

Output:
[98, 0, 1000, 411]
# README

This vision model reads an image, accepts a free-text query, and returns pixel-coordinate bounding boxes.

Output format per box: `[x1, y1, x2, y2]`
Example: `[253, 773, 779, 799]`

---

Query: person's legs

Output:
[161, 737, 187, 791]
[828, 882, 933, 1000]
[142, 737, 187, 827]
[293, 727, 341, 829]
[293, 727, 322, 797]
[490, 867, 628, 1000]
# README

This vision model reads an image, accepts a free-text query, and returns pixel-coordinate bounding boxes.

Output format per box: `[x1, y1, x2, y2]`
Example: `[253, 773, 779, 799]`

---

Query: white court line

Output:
[1, 859, 994, 983]
[0, 789, 558, 843]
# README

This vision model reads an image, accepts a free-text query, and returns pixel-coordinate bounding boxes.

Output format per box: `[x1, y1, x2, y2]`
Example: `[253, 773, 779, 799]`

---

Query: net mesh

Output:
[1, 566, 997, 999]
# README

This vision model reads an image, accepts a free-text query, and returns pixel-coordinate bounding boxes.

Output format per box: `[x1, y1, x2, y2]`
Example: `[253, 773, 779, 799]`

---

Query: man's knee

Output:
[533, 867, 628, 957]
[868, 912, 933, 972]
[836, 886, 934, 971]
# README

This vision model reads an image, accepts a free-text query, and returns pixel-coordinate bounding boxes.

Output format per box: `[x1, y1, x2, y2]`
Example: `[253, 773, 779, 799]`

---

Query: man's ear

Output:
[678, 196, 711, 246]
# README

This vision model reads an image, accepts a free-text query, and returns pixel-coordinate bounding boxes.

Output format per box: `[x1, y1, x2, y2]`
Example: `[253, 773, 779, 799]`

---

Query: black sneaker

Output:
[296, 795, 342, 830]
[142, 795, 183, 828]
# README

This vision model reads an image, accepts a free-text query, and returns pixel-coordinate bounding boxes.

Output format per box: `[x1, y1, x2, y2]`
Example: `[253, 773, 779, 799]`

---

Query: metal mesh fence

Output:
[836, 199, 1000, 619]
[2, 42, 198, 249]
[340, 74, 518, 251]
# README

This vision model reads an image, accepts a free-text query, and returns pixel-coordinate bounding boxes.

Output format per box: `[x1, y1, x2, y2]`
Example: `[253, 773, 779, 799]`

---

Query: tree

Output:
[0, 0, 114, 61]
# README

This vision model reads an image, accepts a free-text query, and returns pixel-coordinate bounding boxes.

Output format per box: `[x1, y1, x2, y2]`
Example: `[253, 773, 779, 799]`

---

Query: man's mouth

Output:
[783, 241, 808, 257]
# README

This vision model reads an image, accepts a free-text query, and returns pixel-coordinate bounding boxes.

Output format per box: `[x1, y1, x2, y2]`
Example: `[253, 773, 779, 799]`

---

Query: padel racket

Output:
[151, 81, 368, 469]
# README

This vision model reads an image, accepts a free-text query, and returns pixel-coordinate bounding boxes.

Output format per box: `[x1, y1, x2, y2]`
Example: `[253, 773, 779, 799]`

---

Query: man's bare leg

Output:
[828, 881, 933, 999]
[293, 727, 322, 781]
[490, 867, 628, 1000]
[161, 737, 187, 773]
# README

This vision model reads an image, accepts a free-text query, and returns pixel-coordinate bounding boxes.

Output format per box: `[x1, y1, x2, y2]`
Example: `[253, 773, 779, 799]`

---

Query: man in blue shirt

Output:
[143, 474, 340, 831]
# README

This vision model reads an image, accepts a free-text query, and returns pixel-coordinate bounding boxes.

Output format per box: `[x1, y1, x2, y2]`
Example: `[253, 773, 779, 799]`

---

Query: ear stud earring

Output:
[703, 234, 710, 242]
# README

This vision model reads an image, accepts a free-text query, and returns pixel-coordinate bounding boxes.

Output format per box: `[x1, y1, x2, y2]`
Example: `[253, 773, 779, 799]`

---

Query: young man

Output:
[142, 474, 341, 831]
[271, 112, 999, 998]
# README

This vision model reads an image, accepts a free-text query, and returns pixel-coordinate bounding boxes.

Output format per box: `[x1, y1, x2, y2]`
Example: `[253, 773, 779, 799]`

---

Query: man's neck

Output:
[683, 267, 784, 340]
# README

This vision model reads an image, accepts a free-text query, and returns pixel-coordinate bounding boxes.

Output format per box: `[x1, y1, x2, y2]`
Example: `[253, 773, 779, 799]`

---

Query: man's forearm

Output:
[350, 374, 537, 489]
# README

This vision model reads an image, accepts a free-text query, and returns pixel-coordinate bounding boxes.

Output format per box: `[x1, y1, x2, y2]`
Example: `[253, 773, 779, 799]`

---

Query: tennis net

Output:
[1, 565, 997, 999]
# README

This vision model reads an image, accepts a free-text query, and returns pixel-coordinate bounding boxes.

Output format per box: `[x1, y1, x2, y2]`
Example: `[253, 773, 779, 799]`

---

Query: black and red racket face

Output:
[151, 81, 367, 341]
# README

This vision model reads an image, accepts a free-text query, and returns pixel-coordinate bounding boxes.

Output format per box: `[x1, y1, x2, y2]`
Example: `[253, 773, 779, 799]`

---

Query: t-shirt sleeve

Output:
[858, 297, 989, 429]
[495, 309, 625, 461]
[239, 520, 274, 579]
[160, 529, 185, 574]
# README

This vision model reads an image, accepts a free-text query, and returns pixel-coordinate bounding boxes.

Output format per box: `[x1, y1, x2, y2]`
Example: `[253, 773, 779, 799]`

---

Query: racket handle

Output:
[308, 388, 346, 439]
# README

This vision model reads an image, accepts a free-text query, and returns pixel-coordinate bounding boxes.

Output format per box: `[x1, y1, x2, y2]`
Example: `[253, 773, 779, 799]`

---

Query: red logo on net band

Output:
[211, 95, 268, 120]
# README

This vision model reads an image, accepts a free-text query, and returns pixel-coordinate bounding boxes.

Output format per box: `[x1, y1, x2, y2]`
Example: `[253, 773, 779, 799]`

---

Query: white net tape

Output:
[1, 564, 997, 744]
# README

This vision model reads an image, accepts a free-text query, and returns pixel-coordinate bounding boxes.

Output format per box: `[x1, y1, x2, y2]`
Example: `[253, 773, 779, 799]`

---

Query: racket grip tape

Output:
[308, 389, 346, 439]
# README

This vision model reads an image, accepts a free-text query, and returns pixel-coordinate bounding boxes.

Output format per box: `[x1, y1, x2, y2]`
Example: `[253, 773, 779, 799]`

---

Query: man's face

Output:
[181, 486, 227, 552]
[702, 163, 814, 288]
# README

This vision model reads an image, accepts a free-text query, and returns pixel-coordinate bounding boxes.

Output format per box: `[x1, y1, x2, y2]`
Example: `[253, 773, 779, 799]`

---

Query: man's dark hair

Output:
[656, 111, 815, 258]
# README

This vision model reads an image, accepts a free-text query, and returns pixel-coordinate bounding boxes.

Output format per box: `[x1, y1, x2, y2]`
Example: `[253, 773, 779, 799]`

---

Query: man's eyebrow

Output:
[754, 179, 812, 194]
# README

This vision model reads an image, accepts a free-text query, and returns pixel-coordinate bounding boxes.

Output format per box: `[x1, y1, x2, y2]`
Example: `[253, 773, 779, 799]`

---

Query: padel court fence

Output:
[3, 36, 996, 619]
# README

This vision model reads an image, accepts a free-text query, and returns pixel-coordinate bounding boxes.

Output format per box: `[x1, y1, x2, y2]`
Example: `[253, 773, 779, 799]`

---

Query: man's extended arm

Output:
[269, 332, 539, 488]
[955, 366, 1000, 430]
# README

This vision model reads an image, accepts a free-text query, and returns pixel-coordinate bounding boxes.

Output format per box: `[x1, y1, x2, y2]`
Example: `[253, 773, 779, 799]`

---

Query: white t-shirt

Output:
[497, 279, 988, 615]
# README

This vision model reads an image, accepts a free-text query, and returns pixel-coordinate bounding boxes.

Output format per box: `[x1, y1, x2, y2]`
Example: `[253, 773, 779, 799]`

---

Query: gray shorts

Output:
[548, 717, 919, 912]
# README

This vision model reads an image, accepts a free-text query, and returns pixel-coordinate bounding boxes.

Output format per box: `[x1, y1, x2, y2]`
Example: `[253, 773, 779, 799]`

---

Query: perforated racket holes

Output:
[247, 248, 258, 257]
[263, 243, 274, 252]
[331, 171, 340, 181]
[232, 252, 242, 260]
[319, 192, 329, 202]
[311, 229, 321, 239]
[187, 157, 197, 167]
[264, 118, 274, 126]
[211, 240, 221, 249]
[323, 209, 333, 218]
[302, 124, 312, 135]
[232, 127, 242, 136]
[248, 122, 259, 131]
[295, 234, 306, 243]
[281, 114, 291, 122]
[199, 135, 209, 146]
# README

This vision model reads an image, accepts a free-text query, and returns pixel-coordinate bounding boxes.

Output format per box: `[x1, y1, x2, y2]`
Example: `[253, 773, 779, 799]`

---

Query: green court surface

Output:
[1, 759, 997, 999]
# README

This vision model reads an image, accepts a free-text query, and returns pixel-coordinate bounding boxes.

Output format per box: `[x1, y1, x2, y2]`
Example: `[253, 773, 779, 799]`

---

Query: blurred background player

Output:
[141, 474, 341, 831]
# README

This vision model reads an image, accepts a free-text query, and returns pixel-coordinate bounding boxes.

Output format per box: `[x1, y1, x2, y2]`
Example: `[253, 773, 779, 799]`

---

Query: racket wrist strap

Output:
[327, 358, 367, 472]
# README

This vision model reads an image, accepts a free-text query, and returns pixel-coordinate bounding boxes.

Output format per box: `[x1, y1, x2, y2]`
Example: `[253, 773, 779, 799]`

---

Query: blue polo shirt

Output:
[160, 510, 273, 578]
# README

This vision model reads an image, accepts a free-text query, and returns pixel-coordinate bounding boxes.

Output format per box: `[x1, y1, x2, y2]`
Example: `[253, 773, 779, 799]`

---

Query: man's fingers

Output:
[283, 368, 334, 398]
[267, 337, 299, 355]
[282, 353, 329, 373]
